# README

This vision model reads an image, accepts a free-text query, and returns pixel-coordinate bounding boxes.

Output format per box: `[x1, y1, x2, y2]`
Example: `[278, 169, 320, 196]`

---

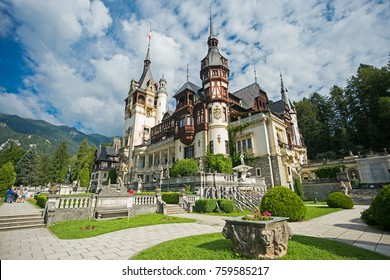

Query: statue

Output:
[340, 181, 351, 196]
[240, 153, 245, 166]
[137, 176, 142, 190]
[199, 158, 204, 172]
[166, 167, 170, 178]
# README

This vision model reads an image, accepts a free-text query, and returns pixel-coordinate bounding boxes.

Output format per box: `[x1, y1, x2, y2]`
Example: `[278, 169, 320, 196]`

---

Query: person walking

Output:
[17, 188, 23, 203]
[5, 188, 13, 203]
[21, 188, 28, 203]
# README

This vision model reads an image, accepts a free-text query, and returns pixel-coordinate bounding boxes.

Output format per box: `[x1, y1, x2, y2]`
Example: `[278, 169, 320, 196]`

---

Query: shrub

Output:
[370, 184, 390, 230]
[293, 176, 305, 199]
[361, 207, 376, 226]
[326, 192, 354, 209]
[205, 153, 233, 174]
[314, 165, 345, 179]
[36, 195, 47, 208]
[260, 186, 306, 222]
[217, 199, 235, 213]
[194, 199, 217, 213]
[162, 192, 179, 204]
[171, 158, 199, 177]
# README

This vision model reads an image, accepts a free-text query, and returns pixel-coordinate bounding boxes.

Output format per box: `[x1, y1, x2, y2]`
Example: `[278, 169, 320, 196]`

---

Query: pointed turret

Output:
[139, 32, 153, 90]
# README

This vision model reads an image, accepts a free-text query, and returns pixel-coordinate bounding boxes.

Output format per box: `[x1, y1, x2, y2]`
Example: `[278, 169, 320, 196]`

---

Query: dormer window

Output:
[212, 70, 218, 76]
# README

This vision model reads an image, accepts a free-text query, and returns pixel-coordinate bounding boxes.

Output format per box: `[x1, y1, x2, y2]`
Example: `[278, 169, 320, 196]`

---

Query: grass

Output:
[49, 213, 196, 239]
[200, 205, 342, 221]
[304, 205, 342, 220]
[131, 232, 389, 260]
[304, 201, 327, 205]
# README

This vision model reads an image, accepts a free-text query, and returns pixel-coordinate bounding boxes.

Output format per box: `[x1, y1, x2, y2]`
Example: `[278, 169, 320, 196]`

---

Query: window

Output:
[248, 138, 252, 149]
[225, 140, 229, 154]
[209, 141, 214, 154]
[146, 109, 151, 118]
[237, 141, 241, 151]
[243, 139, 247, 150]
[212, 70, 218, 76]
[256, 168, 261, 176]
[198, 139, 201, 147]
[223, 107, 227, 121]
[208, 108, 212, 122]
[180, 115, 185, 128]
[184, 146, 194, 159]
[186, 114, 191, 125]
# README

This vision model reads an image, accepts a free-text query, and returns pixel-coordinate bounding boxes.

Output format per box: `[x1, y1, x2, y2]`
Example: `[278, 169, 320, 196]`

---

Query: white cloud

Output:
[1, 0, 389, 137]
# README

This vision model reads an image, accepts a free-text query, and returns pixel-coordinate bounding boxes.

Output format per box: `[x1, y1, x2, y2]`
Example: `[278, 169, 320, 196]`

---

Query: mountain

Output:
[0, 113, 115, 155]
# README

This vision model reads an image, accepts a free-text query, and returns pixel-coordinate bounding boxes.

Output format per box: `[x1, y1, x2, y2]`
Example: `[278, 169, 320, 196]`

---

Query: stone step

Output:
[0, 223, 46, 231]
[165, 204, 187, 214]
[0, 213, 45, 231]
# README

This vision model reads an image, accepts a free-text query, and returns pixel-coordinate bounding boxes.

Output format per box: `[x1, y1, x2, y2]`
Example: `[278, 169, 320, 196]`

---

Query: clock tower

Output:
[200, 12, 230, 155]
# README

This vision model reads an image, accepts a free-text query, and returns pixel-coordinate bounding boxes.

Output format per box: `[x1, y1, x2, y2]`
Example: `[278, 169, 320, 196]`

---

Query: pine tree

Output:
[15, 146, 40, 186]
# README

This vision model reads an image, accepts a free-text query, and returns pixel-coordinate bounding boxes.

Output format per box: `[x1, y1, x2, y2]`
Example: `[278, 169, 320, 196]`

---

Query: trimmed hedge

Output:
[369, 184, 390, 230]
[260, 186, 306, 222]
[326, 192, 354, 209]
[195, 199, 217, 213]
[36, 195, 47, 208]
[218, 199, 235, 213]
[162, 192, 180, 204]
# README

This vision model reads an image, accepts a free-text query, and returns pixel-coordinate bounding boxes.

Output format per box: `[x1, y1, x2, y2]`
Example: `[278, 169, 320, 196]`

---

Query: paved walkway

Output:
[0, 202, 389, 259]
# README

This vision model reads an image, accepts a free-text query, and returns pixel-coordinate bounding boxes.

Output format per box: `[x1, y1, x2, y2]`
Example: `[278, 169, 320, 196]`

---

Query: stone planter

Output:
[222, 216, 292, 259]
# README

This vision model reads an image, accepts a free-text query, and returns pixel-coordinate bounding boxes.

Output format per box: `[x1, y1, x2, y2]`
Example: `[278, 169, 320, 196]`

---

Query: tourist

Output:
[12, 188, 18, 203]
[17, 188, 24, 203]
[21, 188, 28, 203]
[5, 188, 13, 203]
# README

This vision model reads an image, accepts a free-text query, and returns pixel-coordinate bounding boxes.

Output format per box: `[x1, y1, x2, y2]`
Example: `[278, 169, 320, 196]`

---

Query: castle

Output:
[120, 14, 307, 190]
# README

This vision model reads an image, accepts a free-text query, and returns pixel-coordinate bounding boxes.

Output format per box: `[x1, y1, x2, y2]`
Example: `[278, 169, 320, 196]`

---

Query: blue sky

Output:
[0, 0, 389, 136]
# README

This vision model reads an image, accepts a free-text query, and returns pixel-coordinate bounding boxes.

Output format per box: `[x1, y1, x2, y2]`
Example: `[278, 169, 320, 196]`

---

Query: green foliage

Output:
[326, 192, 354, 209]
[78, 167, 90, 188]
[171, 158, 199, 177]
[15, 146, 40, 186]
[314, 165, 345, 179]
[0, 142, 26, 167]
[47, 141, 69, 183]
[369, 185, 390, 230]
[217, 199, 235, 213]
[36, 195, 47, 208]
[0, 162, 16, 196]
[295, 62, 390, 159]
[194, 199, 217, 213]
[227, 123, 249, 165]
[260, 186, 306, 222]
[293, 176, 304, 199]
[361, 207, 376, 226]
[162, 192, 180, 204]
[205, 153, 232, 174]
[108, 169, 118, 184]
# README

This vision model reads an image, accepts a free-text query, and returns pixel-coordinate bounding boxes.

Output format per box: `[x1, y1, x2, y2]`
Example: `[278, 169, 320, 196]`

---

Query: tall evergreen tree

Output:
[15, 146, 40, 186]
[47, 141, 69, 183]
[0, 142, 26, 167]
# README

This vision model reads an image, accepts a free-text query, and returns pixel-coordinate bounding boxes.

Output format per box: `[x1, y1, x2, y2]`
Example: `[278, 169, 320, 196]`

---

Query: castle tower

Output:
[200, 12, 230, 155]
[156, 75, 168, 124]
[123, 35, 158, 182]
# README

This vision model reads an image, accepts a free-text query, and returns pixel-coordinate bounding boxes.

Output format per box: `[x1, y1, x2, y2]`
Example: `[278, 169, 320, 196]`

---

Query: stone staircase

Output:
[349, 189, 381, 205]
[165, 204, 187, 215]
[0, 213, 45, 231]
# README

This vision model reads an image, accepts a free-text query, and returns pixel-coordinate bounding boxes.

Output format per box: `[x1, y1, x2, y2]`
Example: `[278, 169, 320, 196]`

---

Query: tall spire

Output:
[254, 66, 258, 84]
[186, 63, 189, 82]
[207, 10, 218, 48]
[280, 72, 290, 105]
[145, 29, 151, 64]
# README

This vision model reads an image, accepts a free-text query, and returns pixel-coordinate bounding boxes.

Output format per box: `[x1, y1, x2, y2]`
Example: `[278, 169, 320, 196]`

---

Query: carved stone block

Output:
[222, 217, 292, 259]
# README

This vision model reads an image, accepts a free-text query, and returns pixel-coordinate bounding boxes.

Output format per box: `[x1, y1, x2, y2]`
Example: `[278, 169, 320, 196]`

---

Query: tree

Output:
[0, 142, 26, 167]
[171, 158, 199, 177]
[205, 153, 232, 174]
[71, 139, 96, 187]
[47, 141, 69, 183]
[15, 146, 40, 186]
[108, 169, 118, 184]
[0, 162, 16, 196]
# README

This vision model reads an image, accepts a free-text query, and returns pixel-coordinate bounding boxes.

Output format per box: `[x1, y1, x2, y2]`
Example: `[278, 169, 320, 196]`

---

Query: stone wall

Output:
[302, 180, 340, 201]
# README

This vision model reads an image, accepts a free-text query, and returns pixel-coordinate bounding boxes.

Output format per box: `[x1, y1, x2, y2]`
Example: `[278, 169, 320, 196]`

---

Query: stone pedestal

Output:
[222, 217, 292, 259]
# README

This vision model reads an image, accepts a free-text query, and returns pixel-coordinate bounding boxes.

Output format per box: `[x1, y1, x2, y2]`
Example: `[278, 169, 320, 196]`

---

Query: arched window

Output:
[186, 113, 192, 125]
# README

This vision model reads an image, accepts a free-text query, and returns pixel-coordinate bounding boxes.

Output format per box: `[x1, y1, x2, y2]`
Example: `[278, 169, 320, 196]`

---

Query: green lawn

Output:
[304, 205, 342, 220]
[131, 232, 389, 260]
[49, 213, 196, 239]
